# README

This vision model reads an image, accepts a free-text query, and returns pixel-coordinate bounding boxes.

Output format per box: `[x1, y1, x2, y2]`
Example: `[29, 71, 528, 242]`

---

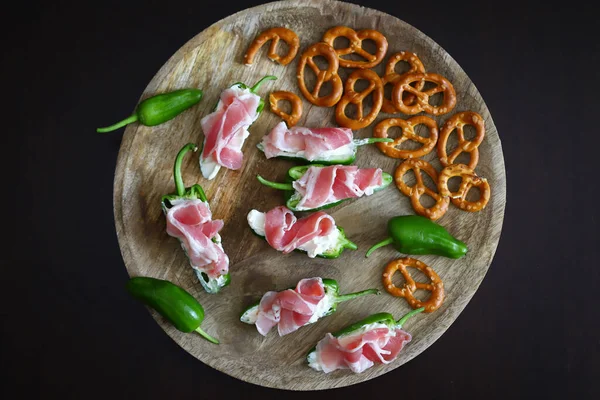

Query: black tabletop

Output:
[5, 0, 598, 398]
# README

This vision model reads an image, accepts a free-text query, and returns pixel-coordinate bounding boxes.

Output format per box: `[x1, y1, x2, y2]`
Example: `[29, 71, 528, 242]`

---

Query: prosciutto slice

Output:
[310, 325, 412, 373]
[200, 86, 260, 178]
[293, 165, 383, 210]
[264, 206, 336, 255]
[255, 277, 326, 336]
[165, 199, 229, 278]
[261, 121, 353, 160]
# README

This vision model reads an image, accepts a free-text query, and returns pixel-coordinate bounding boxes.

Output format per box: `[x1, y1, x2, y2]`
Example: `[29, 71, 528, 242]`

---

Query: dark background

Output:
[4, 0, 598, 398]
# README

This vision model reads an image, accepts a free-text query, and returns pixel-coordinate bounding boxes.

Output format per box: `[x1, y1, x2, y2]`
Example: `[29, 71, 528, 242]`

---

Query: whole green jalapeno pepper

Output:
[365, 215, 468, 259]
[126, 277, 219, 344]
[97, 88, 203, 133]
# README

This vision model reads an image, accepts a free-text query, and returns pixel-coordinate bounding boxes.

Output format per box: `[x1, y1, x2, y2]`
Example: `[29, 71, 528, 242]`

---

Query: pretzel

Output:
[382, 257, 445, 313]
[243, 27, 300, 66]
[394, 159, 449, 220]
[322, 26, 388, 69]
[297, 42, 343, 107]
[269, 91, 302, 127]
[335, 69, 383, 129]
[381, 52, 426, 111]
[392, 73, 457, 115]
[438, 164, 491, 212]
[437, 111, 485, 169]
[373, 116, 438, 159]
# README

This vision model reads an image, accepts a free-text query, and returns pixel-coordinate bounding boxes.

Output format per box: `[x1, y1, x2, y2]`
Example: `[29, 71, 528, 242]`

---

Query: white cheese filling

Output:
[246, 210, 340, 258]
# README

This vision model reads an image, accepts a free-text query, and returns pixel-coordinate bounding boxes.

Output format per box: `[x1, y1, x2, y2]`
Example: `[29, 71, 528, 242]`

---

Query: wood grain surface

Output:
[113, 0, 506, 390]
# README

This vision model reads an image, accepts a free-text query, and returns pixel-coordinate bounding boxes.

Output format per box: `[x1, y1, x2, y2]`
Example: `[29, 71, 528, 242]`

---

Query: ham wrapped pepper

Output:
[247, 206, 357, 259]
[200, 75, 276, 180]
[240, 277, 379, 336]
[257, 164, 392, 212]
[307, 308, 424, 374]
[257, 121, 393, 164]
[162, 143, 230, 294]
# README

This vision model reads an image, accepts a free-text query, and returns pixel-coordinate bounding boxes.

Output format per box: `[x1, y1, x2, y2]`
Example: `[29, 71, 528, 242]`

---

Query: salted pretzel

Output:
[381, 52, 426, 111]
[243, 27, 300, 66]
[297, 42, 343, 107]
[438, 111, 485, 169]
[322, 26, 388, 69]
[438, 164, 491, 212]
[269, 91, 302, 127]
[373, 116, 438, 159]
[382, 257, 445, 313]
[394, 159, 449, 220]
[392, 73, 457, 115]
[335, 69, 383, 129]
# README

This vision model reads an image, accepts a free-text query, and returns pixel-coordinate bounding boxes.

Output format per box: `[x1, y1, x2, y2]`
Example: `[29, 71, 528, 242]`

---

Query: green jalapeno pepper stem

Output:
[365, 237, 394, 257]
[194, 327, 219, 344]
[97, 88, 203, 133]
[96, 114, 139, 133]
[353, 138, 394, 145]
[250, 75, 277, 92]
[395, 307, 425, 327]
[256, 175, 294, 191]
[174, 143, 198, 197]
[334, 288, 380, 303]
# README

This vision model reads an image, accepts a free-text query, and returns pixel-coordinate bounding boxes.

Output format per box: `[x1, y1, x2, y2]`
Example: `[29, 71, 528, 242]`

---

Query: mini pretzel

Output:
[438, 164, 491, 212]
[243, 27, 300, 66]
[394, 159, 449, 220]
[297, 42, 343, 107]
[269, 91, 302, 127]
[335, 69, 383, 129]
[373, 116, 438, 159]
[382, 52, 426, 110]
[438, 111, 485, 169]
[392, 73, 457, 115]
[322, 26, 388, 69]
[382, 257, 445, 313]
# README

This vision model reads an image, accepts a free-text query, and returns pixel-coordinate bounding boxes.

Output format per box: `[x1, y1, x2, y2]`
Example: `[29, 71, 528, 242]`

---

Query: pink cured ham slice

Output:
[165, 199, 229, 278]
[292, 165, 383, 210]
[310, 326, 412, 373]
[263, 206, 336, 254]
[261, 121, 353, 160]
[200, 86, 260, 174]
[254, 277, 326, 336]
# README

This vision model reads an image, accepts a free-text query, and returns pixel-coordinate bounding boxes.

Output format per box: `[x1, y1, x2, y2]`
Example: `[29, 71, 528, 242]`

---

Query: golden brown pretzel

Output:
[269, 91, 302, 127]
[322, 26, 388, 69]
[382, 52, 426, 110]
[438, 164, 491, 212]
[243, 27, 300, 66]
[382, 257, 445, 313]
[297, 42, 343, 107]
[437, 111, 485, 169]
[392, 73, 457, 115]
[373, 116, 439, 159]
[335, 69, 383, 129]
[394, 159, 449, 220]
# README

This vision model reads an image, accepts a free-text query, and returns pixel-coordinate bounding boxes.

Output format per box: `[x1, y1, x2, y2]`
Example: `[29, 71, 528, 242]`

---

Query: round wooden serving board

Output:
[114, 0, 506, 390]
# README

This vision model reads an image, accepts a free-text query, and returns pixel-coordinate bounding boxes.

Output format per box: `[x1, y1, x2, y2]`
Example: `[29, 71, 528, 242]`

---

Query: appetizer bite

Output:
[258, 121, 392, 164]
[240, 277, 379, 336]
[200, 75, 276, 180]
[257, 164, 392, 212]
[247, 206, 357, 259]
[162, 143, 230, 294]
[307, 308, 423, 374]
